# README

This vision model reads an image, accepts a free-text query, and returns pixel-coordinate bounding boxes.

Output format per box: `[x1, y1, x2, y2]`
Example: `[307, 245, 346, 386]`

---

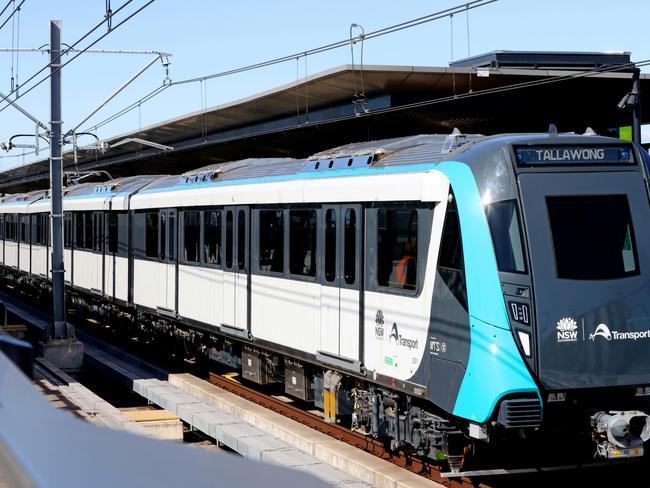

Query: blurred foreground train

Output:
[2, 130, 650, 471]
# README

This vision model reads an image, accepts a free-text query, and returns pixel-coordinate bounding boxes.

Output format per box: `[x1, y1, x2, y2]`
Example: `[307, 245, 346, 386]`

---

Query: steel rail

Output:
[206, 372, 482, 487]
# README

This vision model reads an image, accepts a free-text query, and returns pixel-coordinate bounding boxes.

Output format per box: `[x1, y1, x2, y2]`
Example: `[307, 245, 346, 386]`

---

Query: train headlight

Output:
[517, 330, 531, 357]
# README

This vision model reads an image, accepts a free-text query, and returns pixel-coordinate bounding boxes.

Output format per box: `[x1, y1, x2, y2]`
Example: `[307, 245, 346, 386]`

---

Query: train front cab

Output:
[480, 137, 650, 460]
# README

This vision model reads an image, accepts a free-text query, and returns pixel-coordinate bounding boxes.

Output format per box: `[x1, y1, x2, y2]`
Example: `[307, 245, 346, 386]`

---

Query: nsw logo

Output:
[556, 317, 578, 343]
[589, 323, 612, 341]
[374, 310, 385, 339]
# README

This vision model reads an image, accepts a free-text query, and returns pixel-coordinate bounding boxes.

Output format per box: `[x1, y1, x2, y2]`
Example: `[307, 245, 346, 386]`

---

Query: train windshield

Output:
[485, 200, 527, 274]
[546, 195, 639, 280]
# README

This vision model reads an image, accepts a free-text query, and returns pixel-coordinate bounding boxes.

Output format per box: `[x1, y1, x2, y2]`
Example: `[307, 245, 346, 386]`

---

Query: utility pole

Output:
[42, 20, 82, 369]
[49, 20, 66, 339]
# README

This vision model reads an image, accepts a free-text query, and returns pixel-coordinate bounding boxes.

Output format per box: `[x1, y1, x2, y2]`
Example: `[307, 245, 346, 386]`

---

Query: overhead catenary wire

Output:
[81, 11, 650, 140]
[82, 0, 495, 133]
[0, 47, 170, 55]
[0, 0, 140, 112]
[0, 0, 23, 34]
[84, 83, 169, 132]
[0, 0, 157, 116]
[171, 0, 496, 87]
[0, 0, 14, 21]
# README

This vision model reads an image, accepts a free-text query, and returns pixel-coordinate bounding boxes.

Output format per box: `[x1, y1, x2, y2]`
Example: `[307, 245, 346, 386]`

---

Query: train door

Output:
[319, 204, 362, 361]
[222, 206, 249, 334]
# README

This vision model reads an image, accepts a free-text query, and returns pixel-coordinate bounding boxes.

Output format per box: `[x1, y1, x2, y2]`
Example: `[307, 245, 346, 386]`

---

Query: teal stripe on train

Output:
[436, 161, 539, 423]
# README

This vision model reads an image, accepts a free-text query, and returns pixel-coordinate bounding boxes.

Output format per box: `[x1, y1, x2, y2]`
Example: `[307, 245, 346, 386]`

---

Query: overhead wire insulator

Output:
[161, 55, 172, 85]
[105, 0, 113, 31]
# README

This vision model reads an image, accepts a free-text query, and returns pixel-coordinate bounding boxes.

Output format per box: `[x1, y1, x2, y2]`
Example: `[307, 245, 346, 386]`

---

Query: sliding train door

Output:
[222, 206, 249, 335]
[319, 204, 362, 364]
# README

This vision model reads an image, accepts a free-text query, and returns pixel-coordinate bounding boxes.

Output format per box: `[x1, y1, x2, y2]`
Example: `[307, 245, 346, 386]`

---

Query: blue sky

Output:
[0, 0, 647, 169]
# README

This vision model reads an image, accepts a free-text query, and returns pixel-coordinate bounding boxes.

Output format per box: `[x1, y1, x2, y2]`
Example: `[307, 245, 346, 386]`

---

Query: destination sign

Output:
[515, 146, 634, 166]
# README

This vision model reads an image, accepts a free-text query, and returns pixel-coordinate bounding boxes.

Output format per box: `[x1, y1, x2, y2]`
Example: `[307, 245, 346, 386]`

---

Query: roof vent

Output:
[442, 128, 467, 154]
[305, 154, 377, 172]
[548, 123, 558, 136]
[583, 127, 597, 136]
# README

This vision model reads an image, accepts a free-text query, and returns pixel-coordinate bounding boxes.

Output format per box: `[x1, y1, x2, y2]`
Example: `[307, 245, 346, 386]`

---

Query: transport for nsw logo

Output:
[556, 317, 578, 343]
[589, 323, 612, 341]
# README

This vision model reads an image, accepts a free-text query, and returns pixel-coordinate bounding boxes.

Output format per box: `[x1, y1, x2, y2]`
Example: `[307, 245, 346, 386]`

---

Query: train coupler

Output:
[591, 410, 650, 459]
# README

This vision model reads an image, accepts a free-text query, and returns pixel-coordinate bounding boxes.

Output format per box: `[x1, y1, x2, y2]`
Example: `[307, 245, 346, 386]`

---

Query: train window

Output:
[438, 201, 463, 271]
[160, 211, 167, 260]
[75, 213, 84, 249]
[237, 210, 246, 270]
[40, 214, 47, 246]
[324, 209, 336, 282]
[9, 214, 16, 241]
[203, 210, 221, 265]
[258, 210, 283, 273]
[84, 212, 93, 250]
[20, 215, 29, 243]
[377, 208, 418, 290]
[344, 208, 356, 285]
[64, 214, 72, 248]
[438, 196, 467, 310]
[35, 214, 47, 246]
[485, 200, 527, 274]
[0, 214, 4, 240]
[547, 195, 639, 280]
[107, 213, 118, 254]
[145, 211, 159, 259]
[289, 209, 317, 277]
[117, 213, 129, 257]
[168, 211, 176, 261]
[225, 211, 233, 268]
[93, 213, 103, 253]
[182, 211, 200, 263]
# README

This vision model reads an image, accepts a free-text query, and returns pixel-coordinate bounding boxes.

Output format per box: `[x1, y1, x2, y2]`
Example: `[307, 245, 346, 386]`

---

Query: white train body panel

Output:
[64, 249, 72, 283]
[251, 275, 320, 354]
[4, 241, 17, 268]
[133, 260, 176, 312]
[178, 265, 223, 326]
[104, 255, 129, 302]
[129, 169, 449, 367]
[31, 244, 48, 277]
[364, 196, 448, 381]
[0, 160, 451, 385]
[73, 250, 103, 293]
[18, 243, 30, 273]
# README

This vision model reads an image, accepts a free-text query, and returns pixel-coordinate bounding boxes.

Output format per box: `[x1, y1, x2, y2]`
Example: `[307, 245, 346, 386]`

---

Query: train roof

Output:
[0, 131, 640, 207]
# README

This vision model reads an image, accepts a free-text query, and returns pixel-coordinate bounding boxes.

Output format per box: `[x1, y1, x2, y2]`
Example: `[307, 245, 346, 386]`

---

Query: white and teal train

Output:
[2, 131, 650, 471]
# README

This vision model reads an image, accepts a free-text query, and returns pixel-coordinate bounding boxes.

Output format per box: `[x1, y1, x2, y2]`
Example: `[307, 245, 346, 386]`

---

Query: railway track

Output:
[206, 371, 482, 488]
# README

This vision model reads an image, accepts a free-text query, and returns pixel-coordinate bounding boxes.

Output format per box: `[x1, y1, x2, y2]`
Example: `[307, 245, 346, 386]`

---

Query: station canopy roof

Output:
[0, 50, 648, 193]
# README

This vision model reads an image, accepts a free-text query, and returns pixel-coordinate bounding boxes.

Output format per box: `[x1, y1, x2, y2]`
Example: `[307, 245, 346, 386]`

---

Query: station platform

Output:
[168, 374, 441, 488]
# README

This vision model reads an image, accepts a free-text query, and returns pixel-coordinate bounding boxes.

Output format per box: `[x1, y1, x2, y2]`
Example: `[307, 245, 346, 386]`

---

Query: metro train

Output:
[2, 130, 650, 471]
